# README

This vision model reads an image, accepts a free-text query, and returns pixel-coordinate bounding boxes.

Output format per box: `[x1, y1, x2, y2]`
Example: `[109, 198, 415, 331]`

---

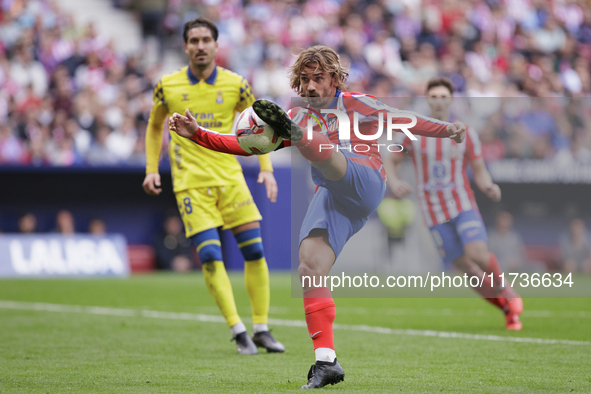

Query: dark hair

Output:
[183, 18, 218, 43]
[426, 77, 454, 95]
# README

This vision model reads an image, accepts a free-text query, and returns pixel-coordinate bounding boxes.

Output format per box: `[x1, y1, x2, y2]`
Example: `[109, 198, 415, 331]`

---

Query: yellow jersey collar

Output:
[187, 65, 218, 85]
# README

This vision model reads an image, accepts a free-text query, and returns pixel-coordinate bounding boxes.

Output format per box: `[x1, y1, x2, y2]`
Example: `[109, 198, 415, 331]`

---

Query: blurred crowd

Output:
[2, 0, 591, 167]
[487, 211, 591, 273]
[159, 0, 591, 99]
[12, 209, 107, 234]
[0, 0, 157, 166]
[401, 95, 591, 164]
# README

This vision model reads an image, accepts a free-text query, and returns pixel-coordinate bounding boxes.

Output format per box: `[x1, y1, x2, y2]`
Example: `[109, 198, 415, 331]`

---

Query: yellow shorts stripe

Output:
[237, 237, 262, 249]
[196, 239, 222, 253]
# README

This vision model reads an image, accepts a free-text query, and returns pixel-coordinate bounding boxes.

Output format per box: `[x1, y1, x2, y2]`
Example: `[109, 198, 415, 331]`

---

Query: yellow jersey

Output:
[145, 65, 272, 192]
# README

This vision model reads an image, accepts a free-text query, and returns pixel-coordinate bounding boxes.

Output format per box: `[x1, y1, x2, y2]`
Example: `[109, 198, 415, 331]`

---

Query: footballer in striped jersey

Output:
[385, 77, 523, 331]
[169, 46, 466, 389]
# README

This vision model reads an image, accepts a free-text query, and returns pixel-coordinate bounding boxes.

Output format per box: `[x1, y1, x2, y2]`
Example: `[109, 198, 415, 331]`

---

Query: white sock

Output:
[315, 347, 336, 363]
[231, 322, 247, 337]
[253, 323, 268, 334]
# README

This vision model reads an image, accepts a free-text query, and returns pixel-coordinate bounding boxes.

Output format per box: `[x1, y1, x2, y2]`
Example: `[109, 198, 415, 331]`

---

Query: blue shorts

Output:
[429, 209, 488, 267]
[299, 150, 386, 258]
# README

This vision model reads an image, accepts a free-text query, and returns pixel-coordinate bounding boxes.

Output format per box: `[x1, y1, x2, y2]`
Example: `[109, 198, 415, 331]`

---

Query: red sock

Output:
[487, 252, 503, 289]
[295, 131, 333, 162]
[303, 287, 335, 350]
[471, 271, 508, 311]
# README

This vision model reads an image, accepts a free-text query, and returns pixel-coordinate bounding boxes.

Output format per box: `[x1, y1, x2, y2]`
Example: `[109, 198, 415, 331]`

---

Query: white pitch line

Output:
[279, 306, 591, 319]
[1, 300, 589, 346]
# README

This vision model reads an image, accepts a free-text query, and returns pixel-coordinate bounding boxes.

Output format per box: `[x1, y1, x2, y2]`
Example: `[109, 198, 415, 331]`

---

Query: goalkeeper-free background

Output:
[1, 273, 590, 393]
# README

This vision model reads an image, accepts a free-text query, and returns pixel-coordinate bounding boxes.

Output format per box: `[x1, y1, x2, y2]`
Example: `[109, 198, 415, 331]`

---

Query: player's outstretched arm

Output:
[170, 110, 280, 202]
[169, 109, 198, 138]
[169, 109, 252, 156]
[403, 114, 465, 143]
[354, 97, 466, 142]
[407, 114, 466, 142]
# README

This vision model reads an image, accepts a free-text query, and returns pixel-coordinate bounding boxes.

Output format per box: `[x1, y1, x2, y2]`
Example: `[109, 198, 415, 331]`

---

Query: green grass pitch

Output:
[0, 273, 590, 393]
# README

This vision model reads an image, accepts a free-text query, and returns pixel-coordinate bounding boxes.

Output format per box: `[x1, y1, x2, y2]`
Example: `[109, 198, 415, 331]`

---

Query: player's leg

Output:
[232, 221, 269, 334]
[191, 228, 257, 354]
[220, 181, 284, 352]
[253, 99, 348, 181]
[431, 221, 508, 308]
[464, 242, 522, 307]
[177, 188, 256, 354]
[297, 183, 382, 388]
[306, 148, 348, 181]
[192, 228, 240, 327]
[231, 221, 285, 353]
[299, 156, 385, 368]
[463, 240, 523, 330]
[452, 254, 506, 306]
[457, 210, 523, 330]
[463, 240, 501, 287]
[299, 229, 344, 389]
[296, 148, 384, 388]
[430, 221, 466, 276]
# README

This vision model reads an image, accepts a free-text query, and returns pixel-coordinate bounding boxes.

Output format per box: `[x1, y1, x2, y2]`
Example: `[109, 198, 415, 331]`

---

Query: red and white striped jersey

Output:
[396, 123, 482, 227]
[290, 90, 451, 158]
[188, 91, 453, 184]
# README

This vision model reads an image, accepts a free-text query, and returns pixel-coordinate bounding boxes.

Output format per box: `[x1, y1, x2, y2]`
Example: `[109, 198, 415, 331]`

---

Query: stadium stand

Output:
[1, 0, 590, 272]
[2, 0, 591, 166]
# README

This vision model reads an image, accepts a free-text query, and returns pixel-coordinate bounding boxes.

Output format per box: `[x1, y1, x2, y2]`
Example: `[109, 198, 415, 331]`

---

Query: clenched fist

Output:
[446, 122, 466, 143]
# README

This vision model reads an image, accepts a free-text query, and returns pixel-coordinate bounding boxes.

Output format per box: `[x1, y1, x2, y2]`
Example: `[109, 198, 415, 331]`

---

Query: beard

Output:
[193, 52, 211, 66]
[303, 92, 332, 108]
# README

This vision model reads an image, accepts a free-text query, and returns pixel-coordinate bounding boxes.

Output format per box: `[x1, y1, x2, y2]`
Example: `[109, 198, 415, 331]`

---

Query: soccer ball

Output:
[236, 106, 282, 155]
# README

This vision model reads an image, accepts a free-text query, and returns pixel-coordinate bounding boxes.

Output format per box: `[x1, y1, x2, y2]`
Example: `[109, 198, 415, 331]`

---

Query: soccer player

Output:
[383, 76, 523, 330]
[168, 45, 466, 388]
[142, 18, 284, 355]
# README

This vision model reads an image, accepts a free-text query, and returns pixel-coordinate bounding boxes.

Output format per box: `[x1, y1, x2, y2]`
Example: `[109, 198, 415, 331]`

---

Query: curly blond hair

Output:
[289, 46, 349, 94]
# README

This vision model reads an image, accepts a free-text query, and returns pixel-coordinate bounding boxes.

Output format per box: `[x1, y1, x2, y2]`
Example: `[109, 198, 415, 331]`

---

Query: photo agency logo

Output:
[302, 106, 417, 153]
